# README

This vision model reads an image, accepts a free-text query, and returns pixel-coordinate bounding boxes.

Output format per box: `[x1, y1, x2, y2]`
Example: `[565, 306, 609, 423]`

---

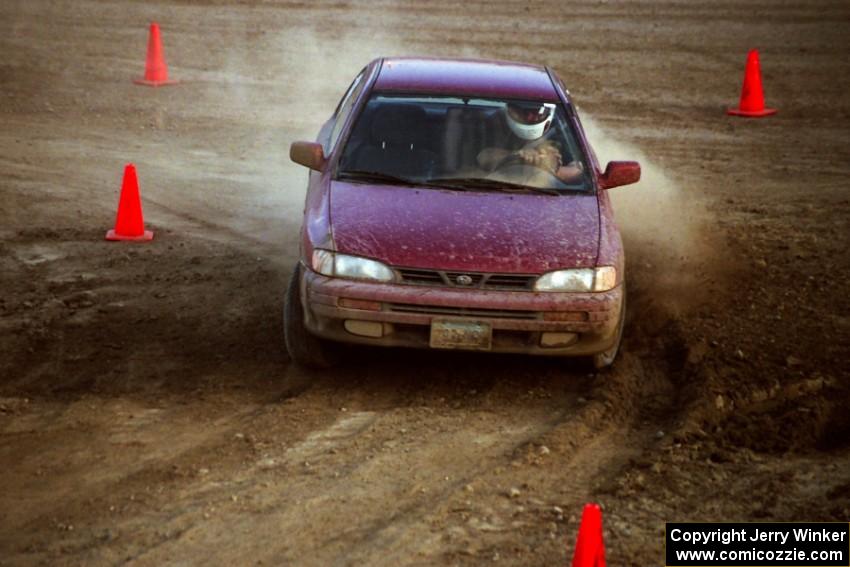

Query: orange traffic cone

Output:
[727, 49, 776, 117]
[570, 504, 606, 567]
[106, 164, 154, 242]
[134, 23, 177, 87]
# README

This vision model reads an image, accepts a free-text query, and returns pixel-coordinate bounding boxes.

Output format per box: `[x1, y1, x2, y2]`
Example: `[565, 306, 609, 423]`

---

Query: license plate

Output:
[430, 319, 492, 350]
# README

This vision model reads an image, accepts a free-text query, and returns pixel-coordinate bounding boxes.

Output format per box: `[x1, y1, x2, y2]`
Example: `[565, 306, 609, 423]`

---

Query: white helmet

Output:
[505, 102, 556, 141]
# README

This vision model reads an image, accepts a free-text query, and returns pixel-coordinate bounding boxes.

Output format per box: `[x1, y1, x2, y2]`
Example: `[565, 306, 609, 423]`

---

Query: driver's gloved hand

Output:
[516, 144, 562, 173]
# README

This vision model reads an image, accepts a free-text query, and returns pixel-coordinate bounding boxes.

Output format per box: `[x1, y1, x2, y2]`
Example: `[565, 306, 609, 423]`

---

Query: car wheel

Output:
[590, 288, 626, 371]
[284, 263, 339, 369]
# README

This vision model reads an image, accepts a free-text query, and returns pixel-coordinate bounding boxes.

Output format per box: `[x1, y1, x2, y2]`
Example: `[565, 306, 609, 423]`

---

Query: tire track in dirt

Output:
[23, 344, 678, 566]
[79, 403, 575, 564]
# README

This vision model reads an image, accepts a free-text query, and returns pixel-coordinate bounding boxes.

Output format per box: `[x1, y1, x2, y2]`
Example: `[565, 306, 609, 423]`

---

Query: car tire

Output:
[590, 288, 626, 371]
[284, 263, 339, 369]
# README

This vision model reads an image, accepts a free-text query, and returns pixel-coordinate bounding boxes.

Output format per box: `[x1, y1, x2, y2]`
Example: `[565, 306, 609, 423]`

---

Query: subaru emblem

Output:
[455, 274, 473, 286]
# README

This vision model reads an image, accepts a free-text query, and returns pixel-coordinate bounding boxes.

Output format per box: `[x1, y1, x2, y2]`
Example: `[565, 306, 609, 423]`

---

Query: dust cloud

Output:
[215, 29, 713, 307]
[208, 28, 408, 242]
[580, 115, 715, 315]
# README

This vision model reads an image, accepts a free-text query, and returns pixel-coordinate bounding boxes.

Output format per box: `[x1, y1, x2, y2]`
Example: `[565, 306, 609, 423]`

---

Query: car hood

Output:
[330, 181, 599, 274]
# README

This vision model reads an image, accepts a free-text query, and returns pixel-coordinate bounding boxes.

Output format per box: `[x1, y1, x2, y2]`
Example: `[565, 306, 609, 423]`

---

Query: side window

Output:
[327, 69, 367, 153]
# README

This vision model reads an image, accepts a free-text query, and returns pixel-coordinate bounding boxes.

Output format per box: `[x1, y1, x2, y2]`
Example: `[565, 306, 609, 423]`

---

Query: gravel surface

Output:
[1, 1, 849, 565]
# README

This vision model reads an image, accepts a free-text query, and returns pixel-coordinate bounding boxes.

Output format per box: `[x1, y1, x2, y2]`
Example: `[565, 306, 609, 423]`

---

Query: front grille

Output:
[397, 268, 444, 285]
[445, 272, 485, 287]
[395, 268, 536, 291]
[482, 274, 536, 290]
[388, 303, 537, 320]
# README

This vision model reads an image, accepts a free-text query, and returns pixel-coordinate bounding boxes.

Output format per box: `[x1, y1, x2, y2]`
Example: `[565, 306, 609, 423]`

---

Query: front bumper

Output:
[300, 267, 624, 356]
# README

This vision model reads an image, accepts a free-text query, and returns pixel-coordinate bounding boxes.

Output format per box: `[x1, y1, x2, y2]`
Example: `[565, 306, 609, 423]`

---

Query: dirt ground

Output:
[1, 0, 849, 565]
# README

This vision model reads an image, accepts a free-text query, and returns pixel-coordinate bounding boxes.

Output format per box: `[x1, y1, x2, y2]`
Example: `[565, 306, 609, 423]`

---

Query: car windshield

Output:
[337, 94, 592, 193]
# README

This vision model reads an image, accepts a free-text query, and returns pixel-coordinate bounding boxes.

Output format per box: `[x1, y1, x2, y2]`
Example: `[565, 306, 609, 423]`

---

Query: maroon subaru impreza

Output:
[285, 57, 640, 369]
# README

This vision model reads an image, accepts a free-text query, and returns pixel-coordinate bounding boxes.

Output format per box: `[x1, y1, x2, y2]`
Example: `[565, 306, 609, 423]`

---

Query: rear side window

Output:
[327, 69, 367, 153]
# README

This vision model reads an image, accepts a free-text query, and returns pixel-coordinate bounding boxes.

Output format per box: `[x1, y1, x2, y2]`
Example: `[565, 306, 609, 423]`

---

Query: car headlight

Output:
[534, 267, 617, 292]
[311, 250, 394, 282]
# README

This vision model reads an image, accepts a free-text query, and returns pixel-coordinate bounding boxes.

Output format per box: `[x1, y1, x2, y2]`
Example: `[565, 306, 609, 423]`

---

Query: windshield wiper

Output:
[336, 170, 419, 186]
[426, 177, 561, 196]
[337, 171, 564, 196]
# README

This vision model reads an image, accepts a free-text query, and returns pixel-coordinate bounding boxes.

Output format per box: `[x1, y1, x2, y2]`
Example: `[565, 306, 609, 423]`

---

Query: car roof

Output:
[372, 57, 560, 102]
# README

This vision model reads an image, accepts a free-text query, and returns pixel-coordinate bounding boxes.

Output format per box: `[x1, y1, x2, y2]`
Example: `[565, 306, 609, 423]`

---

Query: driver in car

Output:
[477, 102, 584, 183]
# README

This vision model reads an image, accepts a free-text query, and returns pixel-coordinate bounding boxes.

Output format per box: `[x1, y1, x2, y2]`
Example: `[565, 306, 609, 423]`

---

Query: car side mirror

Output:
[290, 141, 327, 171]
[599, 161, 641, 190]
